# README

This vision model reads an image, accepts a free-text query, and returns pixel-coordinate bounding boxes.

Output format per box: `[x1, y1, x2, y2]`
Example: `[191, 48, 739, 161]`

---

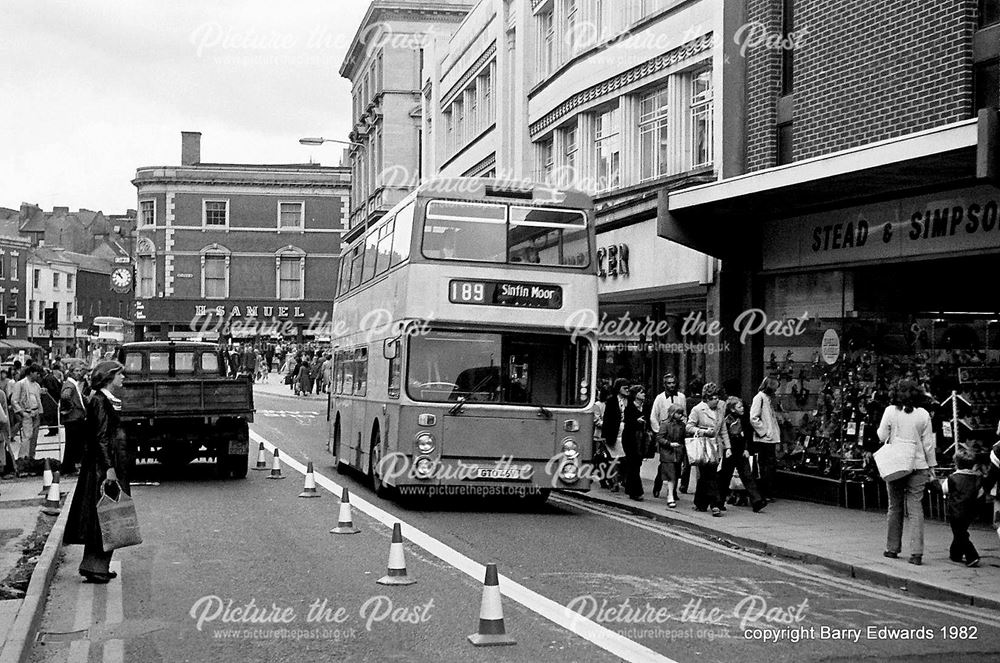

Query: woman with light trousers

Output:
[877, 380, 938, 566]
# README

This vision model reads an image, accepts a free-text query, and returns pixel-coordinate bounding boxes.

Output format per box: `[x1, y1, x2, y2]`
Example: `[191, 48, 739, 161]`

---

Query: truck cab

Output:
[118, 341, 255, 478]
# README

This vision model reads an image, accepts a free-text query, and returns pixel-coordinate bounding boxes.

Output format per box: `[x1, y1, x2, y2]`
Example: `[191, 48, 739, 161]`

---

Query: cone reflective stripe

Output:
[42, 471, 62, 515]
[468, 563, 515, 646]
[298, 461, 320, 497]
[330, 487, 360, 534]
[39, 458, 53, 495]
[376, 523, 415, 585]
[252, 442, 268, 470]
[266, 448, 285, 479]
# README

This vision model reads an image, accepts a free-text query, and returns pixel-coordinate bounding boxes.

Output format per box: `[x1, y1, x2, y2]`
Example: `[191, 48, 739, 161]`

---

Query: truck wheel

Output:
[228, 454, 249, 479]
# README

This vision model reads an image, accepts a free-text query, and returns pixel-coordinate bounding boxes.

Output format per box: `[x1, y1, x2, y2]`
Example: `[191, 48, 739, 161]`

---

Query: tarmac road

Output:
[23, 388, 1000, 662]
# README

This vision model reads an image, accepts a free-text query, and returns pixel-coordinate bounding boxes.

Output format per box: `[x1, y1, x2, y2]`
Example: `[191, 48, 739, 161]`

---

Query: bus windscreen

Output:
[406, 330, 591, 407]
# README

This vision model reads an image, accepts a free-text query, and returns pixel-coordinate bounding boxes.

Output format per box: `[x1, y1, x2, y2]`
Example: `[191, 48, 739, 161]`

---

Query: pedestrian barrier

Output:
[252, 442, 268, 470]
[266, 448, 285, 480]
[38, 457, 53, 495]
[42, 470, 62, 515]
[468, 563, 516, 647]
[298, 461, 321, 498]
[376, 523, 416, 585]
[330, 487, 361, 535]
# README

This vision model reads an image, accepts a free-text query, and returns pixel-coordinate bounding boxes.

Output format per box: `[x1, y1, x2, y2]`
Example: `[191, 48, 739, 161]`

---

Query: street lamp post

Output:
[298, 137, 363, 148]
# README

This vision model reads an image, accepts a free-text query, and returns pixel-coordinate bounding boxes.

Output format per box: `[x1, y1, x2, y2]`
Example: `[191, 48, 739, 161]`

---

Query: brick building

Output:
[661, 0, 1000, 502]
[132, 132, 351, 343]
[0, 213, 31, 345]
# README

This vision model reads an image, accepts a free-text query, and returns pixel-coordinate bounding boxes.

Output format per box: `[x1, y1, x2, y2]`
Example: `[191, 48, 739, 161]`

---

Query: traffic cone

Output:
[38, 458, 53, 495]
[266, 448, 285, 480]
[330, 487, 361, 534]
[42, 471, 62, 515]
[252, 442, 268, 470]
[376, 523, 416, 585]
[298, 461, 320, 498]
[467, 563, 516, 646]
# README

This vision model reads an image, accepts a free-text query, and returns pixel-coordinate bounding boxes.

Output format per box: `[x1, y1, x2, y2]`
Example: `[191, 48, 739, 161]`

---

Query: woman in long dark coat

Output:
[621, 385, 647, 501]
[64, 361, 131, 583]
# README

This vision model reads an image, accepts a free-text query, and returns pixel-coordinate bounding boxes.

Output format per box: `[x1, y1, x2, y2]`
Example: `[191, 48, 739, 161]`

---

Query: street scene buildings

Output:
[2, 2, 1000, 663]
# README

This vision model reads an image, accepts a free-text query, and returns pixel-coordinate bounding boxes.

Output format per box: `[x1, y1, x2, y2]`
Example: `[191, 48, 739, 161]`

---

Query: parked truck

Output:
[117, 341, 254, 478]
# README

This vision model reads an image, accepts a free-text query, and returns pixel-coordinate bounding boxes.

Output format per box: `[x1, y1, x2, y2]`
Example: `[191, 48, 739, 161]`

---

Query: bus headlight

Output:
[561, 437, 579, 459]
[415, 431, 435, 454]
[558, 461, 579, 483]
[414, 456, 434, 479]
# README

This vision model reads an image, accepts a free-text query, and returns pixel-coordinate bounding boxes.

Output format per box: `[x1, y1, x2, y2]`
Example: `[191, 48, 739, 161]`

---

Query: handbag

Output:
[729, 468, 745, 491]
[873, 438, 917, 482]
[97, 482, 143, 552]
[685, 435, 718, 466]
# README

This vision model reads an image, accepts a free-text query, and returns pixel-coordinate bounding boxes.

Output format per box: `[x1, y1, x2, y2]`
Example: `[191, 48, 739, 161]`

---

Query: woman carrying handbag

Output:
[877, 380, 937, 566]
[64, 361, 133, 583]
[686, 383, 730, 516]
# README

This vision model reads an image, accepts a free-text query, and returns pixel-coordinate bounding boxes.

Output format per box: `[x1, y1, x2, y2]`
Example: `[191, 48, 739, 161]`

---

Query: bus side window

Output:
[387, 341, 401, 399]
[354, 347, 368, 396]
[334, 351, 345, 394]
[375, 216, 395, 275]
[362, 225, 380, 283]
[390, 202, 414, 267]
[337, 257, 350, 296]
[342, 351, 355, 395]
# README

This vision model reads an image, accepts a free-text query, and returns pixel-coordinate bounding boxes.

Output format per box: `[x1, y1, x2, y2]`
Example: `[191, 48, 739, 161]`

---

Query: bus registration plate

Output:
[449, 280, 562, 309]
[472, 467, 526, 480]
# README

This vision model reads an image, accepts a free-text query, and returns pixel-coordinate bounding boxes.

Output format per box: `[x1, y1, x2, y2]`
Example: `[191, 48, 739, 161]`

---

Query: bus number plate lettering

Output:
[448, 280, 562, 309]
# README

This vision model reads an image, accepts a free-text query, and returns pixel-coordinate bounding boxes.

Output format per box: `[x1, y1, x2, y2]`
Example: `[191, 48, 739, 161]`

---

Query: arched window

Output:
[275, 245, 305, 300]
[136, 237, 156, 298]
[200, 244, 231, 299]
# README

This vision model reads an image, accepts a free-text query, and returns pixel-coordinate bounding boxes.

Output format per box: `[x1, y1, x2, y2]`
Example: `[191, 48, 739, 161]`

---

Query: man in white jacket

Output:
[749, 376, 781, 501]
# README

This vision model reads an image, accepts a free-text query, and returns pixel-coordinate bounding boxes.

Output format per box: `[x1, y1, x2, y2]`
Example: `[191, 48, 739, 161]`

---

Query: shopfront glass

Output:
[762, 255, 1000, 485]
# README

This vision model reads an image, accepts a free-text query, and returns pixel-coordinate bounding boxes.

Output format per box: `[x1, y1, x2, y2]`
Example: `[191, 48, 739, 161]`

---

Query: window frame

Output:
[139, 199, 156, 228]
[594, 104, 622, 191]
[200, 249, 230, 299]
[202, 199, 230, 229]
[277, 201, 305, 230]
[276, 251, 305, 300]
[638, 85, 670, 181]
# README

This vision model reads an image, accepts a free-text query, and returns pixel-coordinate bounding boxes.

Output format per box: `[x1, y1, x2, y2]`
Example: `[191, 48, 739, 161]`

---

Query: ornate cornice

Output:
[462, 153, 496, 177]
[529, 34, 713, 137]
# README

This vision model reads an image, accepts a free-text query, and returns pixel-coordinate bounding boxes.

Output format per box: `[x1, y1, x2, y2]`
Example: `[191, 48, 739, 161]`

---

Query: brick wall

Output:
[744, 0, 783, 172]
[745, 0, 977, 171]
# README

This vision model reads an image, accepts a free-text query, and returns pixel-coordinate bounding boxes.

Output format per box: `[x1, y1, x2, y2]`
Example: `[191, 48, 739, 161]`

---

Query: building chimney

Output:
[53, 206, 69, 214]
[181, 131, 202, 165]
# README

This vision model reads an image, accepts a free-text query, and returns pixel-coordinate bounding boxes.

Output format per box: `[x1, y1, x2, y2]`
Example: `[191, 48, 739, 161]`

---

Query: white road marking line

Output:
[249, 430, 675, 663]
[106, 561, 123, 624]
[102, 639, 123, 663]
[556, 495, 1000, 629]
[67, 579, 94, 663]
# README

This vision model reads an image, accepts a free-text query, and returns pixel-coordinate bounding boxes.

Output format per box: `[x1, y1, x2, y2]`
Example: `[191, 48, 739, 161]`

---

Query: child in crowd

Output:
[943, 448, 983, 568]
[653, 403, 686, 508]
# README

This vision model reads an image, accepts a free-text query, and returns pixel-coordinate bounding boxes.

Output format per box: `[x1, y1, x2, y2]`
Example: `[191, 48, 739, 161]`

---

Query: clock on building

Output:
[110, 266, 133, 293]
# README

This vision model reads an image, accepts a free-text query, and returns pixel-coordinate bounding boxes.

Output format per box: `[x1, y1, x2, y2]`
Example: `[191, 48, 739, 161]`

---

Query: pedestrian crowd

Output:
[217, 341, 333, 398]
[594, 373, 1000, 570]
[594, 374, 772, 516]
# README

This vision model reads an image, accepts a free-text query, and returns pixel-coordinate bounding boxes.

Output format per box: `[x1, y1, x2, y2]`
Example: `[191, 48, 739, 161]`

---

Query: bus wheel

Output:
[368, 432, 392, 499]
[332, 417, 347, 474]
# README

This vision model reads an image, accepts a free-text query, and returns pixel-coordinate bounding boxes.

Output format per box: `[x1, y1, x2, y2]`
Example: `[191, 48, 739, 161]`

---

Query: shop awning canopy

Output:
[659, 114, 989, 260]
[0, 339, 45, 352]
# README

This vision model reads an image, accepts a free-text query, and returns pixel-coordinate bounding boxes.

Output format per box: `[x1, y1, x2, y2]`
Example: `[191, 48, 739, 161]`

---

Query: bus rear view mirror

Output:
[383, 338, 399, 360]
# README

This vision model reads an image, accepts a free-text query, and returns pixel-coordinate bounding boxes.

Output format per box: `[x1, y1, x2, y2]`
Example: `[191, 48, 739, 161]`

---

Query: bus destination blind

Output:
[448, 279, 563, 309]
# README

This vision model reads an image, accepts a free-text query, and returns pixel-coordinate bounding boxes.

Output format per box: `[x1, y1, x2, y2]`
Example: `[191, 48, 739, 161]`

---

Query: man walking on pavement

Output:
[59, 359, 88, 475]
[11, 364, 44, 467]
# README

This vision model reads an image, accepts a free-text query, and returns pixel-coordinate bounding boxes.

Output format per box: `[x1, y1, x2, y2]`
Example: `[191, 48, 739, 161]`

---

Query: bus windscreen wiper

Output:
[449, 397, 467, 415]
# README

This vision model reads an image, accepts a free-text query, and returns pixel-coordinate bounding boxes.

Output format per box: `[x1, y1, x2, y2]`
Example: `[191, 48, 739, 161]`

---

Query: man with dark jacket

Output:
[59, 360, 89, 475]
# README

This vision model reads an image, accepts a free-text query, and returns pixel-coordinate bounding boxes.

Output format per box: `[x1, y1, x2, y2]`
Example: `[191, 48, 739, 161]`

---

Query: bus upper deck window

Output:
[423, 200, 505, 262]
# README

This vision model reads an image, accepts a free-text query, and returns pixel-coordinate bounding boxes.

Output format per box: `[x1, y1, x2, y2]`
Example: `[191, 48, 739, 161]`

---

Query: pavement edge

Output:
[0, 482, 75, 663]
[564, 490, 1000, 613]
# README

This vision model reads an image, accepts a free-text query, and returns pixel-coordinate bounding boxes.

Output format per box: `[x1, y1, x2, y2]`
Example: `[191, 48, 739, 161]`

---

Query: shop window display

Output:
[761, 259, 1000, 514]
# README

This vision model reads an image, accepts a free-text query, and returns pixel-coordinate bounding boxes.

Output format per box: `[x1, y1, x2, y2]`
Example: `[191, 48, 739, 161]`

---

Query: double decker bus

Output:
[88, 316, 135, 363]
[329, 179, 598, 500]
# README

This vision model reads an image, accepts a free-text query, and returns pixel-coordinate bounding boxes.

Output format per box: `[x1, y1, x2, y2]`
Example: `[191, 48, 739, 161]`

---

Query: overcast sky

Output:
[0, 0, 371, 214]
